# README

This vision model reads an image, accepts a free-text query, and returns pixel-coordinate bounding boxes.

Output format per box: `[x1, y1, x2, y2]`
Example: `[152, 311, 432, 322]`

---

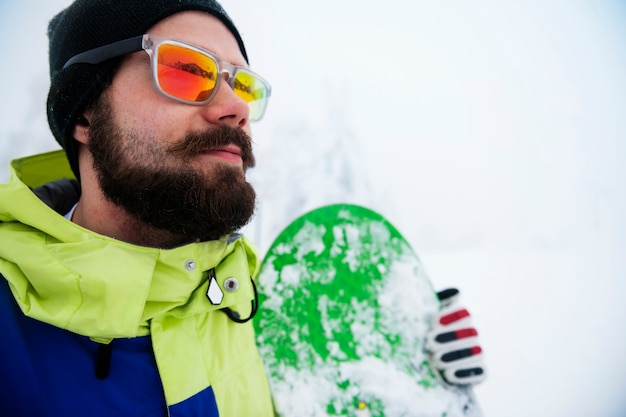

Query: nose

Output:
[200, 72, 249, 128]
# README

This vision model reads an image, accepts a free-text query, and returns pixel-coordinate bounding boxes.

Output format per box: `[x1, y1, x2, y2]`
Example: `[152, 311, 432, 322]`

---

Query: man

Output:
[0, 0, 484, 415]
[0, 1, 274, 415]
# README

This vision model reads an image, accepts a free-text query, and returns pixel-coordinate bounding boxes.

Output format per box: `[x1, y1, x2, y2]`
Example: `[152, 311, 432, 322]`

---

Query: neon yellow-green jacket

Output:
[0, 150, 274, 416]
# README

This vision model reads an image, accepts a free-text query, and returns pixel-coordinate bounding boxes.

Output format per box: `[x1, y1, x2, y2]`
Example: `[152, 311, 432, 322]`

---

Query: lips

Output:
[202, 145, 243, 163]
[205, 144, 242, 157]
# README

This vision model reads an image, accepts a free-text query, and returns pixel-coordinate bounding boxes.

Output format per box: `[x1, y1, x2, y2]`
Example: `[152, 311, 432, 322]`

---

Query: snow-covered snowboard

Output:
[254, 204, 482, 417]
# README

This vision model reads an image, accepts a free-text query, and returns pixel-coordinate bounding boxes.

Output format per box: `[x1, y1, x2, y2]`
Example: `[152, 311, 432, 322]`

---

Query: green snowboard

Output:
[254, 204, 482, 417]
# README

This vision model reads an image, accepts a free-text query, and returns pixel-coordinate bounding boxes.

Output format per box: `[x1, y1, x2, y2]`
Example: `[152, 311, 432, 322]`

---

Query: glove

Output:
[426, 288, 486, 386]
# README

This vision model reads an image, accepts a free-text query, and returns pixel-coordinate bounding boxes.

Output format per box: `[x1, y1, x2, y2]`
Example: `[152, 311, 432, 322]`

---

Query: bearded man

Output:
[0, 1, 274, 415]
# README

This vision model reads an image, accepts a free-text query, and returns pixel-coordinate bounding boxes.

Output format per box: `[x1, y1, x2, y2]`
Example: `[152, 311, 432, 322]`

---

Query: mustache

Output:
[167, 125, 255, 168]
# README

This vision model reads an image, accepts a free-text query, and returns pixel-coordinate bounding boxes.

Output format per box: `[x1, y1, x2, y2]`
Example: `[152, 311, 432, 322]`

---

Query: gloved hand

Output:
[427, 288, 486, 386]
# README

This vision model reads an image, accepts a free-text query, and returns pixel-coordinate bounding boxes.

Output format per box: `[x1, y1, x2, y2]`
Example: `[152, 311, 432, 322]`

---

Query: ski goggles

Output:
[63, 34, 272, 121]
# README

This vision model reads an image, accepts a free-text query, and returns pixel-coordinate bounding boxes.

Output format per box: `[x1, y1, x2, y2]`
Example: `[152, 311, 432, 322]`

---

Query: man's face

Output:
[85, 11, 258, 243]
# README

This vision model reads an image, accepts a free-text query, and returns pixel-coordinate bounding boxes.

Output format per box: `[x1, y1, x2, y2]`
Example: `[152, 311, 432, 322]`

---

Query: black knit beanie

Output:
[47, 0, 248, 179]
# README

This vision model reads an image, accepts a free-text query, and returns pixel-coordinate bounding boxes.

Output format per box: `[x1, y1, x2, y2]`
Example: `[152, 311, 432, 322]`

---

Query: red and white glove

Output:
[427, 288, 486, 386]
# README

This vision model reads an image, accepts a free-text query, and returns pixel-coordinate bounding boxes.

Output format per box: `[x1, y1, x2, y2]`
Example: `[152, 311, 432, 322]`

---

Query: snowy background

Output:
[1, 1, 626, 416]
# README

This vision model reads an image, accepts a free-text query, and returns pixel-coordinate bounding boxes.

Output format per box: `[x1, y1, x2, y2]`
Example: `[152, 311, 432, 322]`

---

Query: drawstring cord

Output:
[221, 278, 259, 324]
[95, 342, 113, 380]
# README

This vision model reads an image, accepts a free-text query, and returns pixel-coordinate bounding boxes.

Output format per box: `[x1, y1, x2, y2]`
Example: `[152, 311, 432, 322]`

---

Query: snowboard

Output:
[254, 204, 482, 417]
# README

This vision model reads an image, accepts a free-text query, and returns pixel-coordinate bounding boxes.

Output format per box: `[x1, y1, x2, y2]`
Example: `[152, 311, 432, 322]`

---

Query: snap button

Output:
[185, 260, 196, 271]
[224, 277, 239, 292]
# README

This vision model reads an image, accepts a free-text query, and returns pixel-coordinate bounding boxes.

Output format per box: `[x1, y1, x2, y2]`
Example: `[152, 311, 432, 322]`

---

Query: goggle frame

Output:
[63, 33, 272, 121]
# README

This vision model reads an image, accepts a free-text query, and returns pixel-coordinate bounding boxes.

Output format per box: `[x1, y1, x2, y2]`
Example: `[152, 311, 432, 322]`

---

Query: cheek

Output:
[107, 85, 181, 143]
[108, 59, 166, 131]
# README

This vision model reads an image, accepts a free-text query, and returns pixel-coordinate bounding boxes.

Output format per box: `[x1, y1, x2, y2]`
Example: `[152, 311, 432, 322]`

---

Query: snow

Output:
[1, 1, 626, 416]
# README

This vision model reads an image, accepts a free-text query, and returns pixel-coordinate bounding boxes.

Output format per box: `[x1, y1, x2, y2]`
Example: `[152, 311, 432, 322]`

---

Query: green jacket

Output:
[0, 150, 274, 416]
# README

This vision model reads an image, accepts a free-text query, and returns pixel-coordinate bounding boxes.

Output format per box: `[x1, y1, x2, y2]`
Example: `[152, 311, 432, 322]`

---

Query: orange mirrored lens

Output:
[157, 44, 218, 102]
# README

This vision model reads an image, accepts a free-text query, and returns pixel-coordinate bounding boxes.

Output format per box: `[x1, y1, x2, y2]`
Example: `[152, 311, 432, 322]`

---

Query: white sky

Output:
[1, 1, 626, 416]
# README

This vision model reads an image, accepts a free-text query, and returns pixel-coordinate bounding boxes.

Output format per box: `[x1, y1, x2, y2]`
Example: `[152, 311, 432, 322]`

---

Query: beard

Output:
[87, 94, 257, 243]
